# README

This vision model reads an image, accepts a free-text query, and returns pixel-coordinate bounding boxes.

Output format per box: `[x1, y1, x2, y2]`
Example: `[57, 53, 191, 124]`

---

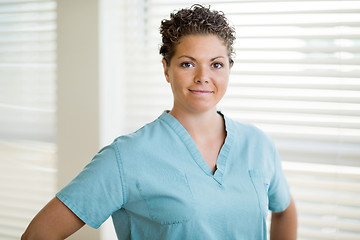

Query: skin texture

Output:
[271, 197, 298, 240]
[21, 197, 85, 240]
[163, 34, 230, 116]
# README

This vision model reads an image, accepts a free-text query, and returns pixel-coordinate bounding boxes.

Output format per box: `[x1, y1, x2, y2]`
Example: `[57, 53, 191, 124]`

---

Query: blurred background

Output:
[0, 0, 359, 239]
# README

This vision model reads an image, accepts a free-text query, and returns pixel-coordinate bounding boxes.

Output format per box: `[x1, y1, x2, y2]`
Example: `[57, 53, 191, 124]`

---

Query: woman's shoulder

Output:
[225, 115, 267, 136]
[224, 114, 275, 147]
[111, 113, 169, 148]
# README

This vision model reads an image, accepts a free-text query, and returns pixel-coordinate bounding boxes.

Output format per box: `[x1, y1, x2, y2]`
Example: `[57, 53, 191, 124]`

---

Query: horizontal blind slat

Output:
[0, 1, 57, 239]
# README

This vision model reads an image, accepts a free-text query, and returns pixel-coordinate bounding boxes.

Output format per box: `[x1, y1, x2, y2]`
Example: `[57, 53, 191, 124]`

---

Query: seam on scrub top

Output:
[56, 192, 101, 229]
[113, 142, 128, 206]
[160, 114, 211, 175]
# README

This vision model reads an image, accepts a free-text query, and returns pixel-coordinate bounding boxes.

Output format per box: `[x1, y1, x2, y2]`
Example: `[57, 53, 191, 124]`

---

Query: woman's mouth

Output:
[189, 89, 213, 95]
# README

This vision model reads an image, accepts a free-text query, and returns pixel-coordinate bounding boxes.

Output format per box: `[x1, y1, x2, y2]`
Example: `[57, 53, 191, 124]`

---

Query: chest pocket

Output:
[249, 169, 270, 217]
[136, 168, 195, 225]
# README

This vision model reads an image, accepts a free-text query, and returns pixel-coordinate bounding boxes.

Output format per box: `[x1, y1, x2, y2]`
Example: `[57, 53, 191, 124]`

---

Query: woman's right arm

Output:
[21, 197, 85, 240]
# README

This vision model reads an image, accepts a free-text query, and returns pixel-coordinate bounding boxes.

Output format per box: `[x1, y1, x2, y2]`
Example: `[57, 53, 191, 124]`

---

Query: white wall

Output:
[57, 0, 123, 239]
[98, 0, 125, 239]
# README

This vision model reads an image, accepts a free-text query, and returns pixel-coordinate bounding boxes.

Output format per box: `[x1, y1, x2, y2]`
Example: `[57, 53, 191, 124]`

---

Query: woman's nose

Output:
[194, 66, 210, 83]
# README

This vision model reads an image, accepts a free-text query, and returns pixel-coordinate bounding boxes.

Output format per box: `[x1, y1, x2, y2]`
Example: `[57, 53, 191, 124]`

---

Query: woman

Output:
[22, 4, 297, 240]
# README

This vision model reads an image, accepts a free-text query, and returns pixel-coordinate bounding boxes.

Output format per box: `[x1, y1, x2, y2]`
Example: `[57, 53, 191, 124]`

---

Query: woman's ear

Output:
[162, 59, 170, 83]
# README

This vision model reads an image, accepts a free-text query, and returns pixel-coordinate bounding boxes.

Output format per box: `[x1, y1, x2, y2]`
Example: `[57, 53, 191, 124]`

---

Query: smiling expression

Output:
[163, 34, 231, 115]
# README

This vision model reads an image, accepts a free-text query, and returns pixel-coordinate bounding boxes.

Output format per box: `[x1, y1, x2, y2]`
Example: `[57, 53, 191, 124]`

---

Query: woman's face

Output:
[163, 34, 230, 115]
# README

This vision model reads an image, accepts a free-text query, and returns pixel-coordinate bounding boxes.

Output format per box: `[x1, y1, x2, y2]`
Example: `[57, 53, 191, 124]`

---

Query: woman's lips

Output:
[189, 89, 213, 95]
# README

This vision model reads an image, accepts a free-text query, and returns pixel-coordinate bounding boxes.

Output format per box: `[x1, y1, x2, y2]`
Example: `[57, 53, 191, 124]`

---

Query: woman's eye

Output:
[212, 62, 224, 69]
[180, 62, 193, 68]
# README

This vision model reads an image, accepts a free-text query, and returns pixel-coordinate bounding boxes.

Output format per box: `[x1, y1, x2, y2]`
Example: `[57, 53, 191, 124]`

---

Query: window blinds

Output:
[0, 1, 57, 239]
[119, 0, 360, 239]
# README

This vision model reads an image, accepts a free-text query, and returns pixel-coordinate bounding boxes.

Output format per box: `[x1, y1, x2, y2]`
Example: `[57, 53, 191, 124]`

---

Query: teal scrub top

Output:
[56, 111, 290, 240]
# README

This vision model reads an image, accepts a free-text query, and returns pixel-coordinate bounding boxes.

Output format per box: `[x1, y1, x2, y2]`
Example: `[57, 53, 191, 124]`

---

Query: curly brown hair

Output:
[159, 4, 236, 66]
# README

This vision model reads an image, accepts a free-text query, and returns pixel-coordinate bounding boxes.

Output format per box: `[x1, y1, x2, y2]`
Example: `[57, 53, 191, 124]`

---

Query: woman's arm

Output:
[270, 196, 298, 240]
[21, 197, 85, 240]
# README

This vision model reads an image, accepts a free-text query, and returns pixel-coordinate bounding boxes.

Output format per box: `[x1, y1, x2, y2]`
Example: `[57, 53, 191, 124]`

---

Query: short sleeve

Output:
[268, 147, 291, 213]
[56, 144, 125, 229]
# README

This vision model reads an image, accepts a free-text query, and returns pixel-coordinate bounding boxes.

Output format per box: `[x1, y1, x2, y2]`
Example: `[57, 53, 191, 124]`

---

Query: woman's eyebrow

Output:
[177, 55, 226, 61]
[211, 56, 225, 61]
[177, 55, 196, 60]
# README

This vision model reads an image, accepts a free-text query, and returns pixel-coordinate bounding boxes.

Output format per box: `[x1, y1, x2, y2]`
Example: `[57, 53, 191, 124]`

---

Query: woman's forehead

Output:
[173, 34, 228, 59]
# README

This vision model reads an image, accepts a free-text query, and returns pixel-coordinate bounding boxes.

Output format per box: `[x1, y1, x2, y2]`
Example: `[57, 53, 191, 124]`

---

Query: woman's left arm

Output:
[270, 195, 298, 240]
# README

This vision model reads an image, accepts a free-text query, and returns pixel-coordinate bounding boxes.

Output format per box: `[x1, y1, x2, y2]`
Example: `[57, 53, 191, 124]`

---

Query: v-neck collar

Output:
[159, 111, 234, 184]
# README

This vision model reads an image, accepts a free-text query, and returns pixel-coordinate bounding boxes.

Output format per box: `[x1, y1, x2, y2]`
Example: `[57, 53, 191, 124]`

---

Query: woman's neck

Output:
[169, 108, 225, 141]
